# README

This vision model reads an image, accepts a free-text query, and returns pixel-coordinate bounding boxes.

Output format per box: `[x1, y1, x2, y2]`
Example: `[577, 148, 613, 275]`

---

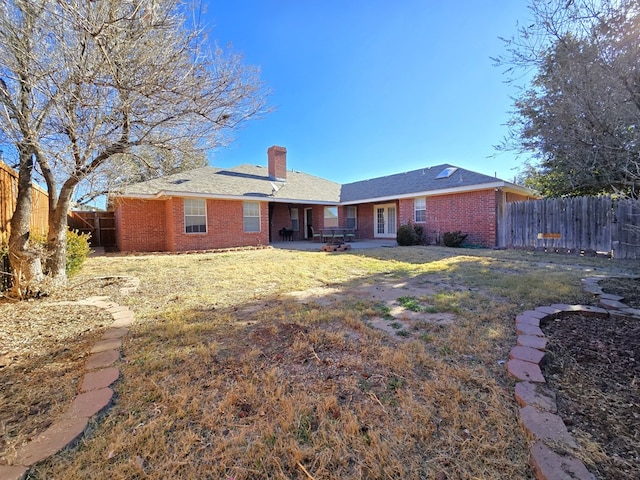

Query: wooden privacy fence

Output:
[68, 210, 116, 249]
[0, 160, 49, 245]
[498, 196, 640, 259]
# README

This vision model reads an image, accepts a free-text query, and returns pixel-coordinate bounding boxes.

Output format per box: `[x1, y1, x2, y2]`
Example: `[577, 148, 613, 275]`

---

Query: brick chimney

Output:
[267, 145, 287, 181]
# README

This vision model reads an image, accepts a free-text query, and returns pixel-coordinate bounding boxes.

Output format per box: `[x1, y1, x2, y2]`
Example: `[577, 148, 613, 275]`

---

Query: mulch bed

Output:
[541, 277, 640, 480]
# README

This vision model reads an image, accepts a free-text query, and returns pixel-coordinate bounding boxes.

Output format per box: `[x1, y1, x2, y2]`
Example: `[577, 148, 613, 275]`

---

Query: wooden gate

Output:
[498, 196, 640, 259]
[67, 211, 116, 249]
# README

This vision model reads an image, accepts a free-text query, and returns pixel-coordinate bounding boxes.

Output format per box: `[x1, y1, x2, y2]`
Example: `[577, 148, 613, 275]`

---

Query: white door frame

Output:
[304, 207, 312, 239]
[374, 203, 397, 238]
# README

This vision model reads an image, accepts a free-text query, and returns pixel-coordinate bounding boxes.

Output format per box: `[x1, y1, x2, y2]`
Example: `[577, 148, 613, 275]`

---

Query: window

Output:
[414, 197, 426, 223]
[324, 206, 338, 227]
[184, 198, 206, 233]
[290, 208, 299, 231]
[243, 201, 260, 232]
[346, 206, 357, 229]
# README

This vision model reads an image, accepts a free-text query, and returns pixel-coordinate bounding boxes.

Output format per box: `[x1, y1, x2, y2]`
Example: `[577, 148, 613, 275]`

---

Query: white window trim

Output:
[346, 205, 357, 229]
[243, 201, 261, 233]
[184, 198, 207, 234]
[414, 197, 426, 223]
[324, 206, 339, 228]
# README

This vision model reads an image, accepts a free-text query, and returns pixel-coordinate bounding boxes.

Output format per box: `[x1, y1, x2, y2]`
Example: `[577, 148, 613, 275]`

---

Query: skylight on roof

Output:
[435, 167, 458, 179]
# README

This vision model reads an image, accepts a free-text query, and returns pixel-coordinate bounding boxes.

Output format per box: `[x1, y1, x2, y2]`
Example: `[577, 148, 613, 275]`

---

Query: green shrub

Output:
[396, 222, 426, 246]
[397, 223, 418, 246]
[66, 229, 92, 276]
[442, 231, 468, 248]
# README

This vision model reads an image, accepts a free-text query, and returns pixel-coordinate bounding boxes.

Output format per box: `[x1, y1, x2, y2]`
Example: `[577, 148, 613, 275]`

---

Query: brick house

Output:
[112, 146, 535, 252]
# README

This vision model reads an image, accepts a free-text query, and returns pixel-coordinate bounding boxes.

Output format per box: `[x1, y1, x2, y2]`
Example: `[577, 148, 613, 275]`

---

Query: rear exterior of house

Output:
[113, 146, 535, 252]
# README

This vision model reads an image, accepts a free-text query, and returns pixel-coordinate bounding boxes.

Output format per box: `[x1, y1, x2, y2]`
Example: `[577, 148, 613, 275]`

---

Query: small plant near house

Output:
[443, 230, 468, 248]
[396, 222, 426, 246]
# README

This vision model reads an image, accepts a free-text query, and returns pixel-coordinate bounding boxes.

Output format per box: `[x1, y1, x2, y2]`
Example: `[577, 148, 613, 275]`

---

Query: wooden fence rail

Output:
[498, 196, 640, 259]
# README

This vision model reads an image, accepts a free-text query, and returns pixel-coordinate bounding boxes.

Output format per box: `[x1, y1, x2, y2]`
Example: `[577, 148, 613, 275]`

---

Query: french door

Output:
[374, 204, 397, 238]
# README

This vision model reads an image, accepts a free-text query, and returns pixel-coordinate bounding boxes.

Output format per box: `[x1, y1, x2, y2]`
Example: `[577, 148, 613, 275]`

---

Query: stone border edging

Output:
[507, 276, 640, 480]
[0, 278, 139, 480]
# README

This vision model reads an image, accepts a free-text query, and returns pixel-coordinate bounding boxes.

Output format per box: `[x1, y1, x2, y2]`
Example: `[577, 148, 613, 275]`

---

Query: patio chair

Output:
[310, 227, 322, 242]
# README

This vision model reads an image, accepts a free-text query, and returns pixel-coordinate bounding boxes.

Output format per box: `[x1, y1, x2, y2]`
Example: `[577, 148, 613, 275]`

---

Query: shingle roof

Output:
[339, 164, 506, 203]
[119, 162, 527, 204]
[119, 164, 342, 204]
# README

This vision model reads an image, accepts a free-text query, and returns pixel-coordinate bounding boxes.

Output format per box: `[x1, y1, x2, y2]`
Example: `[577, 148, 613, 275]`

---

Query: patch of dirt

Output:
[285, 278, 456, 340]
[542, 311, 640, 480]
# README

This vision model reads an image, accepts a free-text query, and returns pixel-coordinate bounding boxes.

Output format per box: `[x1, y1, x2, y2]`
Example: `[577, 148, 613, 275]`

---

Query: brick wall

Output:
[115, 197, 269, 252]
[271, 203, 302, 241]
[354, 203, 375, 239]
[395, 189, 533, 247]
[424, 190, 498, 246]
[114, 198, 168, 252]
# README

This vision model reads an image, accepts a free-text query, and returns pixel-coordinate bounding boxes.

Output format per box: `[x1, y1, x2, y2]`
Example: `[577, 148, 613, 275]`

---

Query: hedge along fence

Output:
[498, 195, 640, 259]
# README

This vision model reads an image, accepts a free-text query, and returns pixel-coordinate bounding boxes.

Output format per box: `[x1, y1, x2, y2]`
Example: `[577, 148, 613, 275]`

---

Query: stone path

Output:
[507, 276, 640, 480]
[0, 289, 137, 480]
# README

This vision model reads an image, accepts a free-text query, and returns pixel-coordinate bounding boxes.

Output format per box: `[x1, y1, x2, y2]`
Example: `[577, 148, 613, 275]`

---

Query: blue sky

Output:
[204, 1, 533, 185]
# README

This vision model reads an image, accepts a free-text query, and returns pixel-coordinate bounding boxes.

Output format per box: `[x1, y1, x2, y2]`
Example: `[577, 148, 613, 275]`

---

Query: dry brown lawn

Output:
[1, 245, 638, 479]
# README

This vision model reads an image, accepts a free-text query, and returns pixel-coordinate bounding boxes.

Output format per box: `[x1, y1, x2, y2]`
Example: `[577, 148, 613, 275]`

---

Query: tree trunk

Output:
[8, 148, 44, 298]
[45, 184, 74, 284]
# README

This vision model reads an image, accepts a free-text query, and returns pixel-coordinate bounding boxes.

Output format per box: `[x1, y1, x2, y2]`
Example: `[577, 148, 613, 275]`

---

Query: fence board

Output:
[0, 161, 49, 245]
[498, 196, 640, 259]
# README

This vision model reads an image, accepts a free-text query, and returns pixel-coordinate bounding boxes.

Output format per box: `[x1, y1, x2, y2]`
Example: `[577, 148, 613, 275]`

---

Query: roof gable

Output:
[339, 164, 503, 203]
[120, 164, 342, 204]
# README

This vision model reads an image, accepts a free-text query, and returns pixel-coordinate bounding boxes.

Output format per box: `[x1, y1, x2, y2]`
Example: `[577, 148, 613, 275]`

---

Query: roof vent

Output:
[435, 167, 458, 179]
[170, 179, 189, 185]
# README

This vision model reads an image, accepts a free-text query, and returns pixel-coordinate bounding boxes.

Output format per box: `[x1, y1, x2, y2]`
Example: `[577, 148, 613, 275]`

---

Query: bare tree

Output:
[0, 0, 268, 295]
[495, 0, 640, 198]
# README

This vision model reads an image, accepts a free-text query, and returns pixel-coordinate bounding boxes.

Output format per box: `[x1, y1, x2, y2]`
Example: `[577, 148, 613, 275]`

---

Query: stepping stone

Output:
[535, 306, 563, 317]
[0, 465, 28, 480]
[81, 367, 120, 392]
[507, 359, 545, 383]
[111, 315, 134, 328]
[510, 346, 546, 365]
[515, 382, 557, 413]
[515, 323, 544, 337]
[101, 327, 129, 340]
[520, 309, 548, 320]
[519, 405, 577, 448]
[85, 349, 120, 370]
[90, 338, 122, 354]
[599, 293, 624, 302]
[530, 441, 595, 480]
[599, 298, 626, 309]
[14, 416, 88, 466]
[64, 388, 113, 419]
[515, 313, 541, 327]
[517, 335, 547, 350]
